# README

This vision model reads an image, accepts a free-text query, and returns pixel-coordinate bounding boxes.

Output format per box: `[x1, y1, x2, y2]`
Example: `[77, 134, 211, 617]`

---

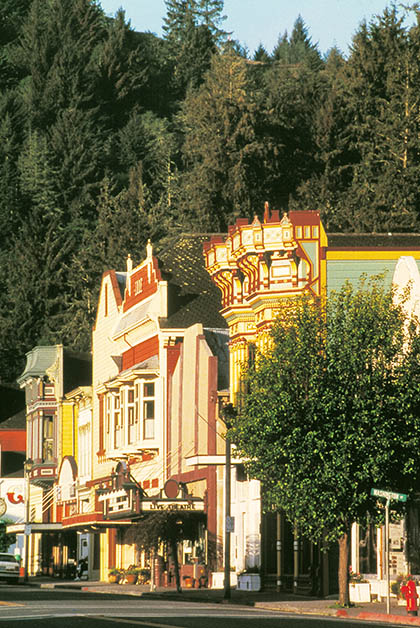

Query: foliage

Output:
[128, 510, 203, 552]
[231, 276, 420, 605]
[2, 0, 420, 386]
[0, 523, 15, 552]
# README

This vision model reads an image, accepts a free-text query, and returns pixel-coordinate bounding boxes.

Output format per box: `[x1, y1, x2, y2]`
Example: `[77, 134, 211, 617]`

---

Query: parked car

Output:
[0, 553, 20, 584]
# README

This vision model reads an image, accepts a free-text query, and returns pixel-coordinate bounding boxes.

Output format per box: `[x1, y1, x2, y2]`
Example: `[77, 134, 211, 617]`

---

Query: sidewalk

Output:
[25, 576, 420, 625]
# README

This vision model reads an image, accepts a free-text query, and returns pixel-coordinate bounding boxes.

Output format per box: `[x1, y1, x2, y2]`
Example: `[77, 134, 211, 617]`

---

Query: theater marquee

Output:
[141, 498, 204, 512]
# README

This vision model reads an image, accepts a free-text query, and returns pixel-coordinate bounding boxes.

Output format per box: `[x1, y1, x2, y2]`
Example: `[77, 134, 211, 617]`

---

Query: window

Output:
[143, 382, 155, 439]
[114, 393, 122, 447]
[42, 416, 54, 462]
[127, 386, 136, 444]
[104, 379, 157, 451]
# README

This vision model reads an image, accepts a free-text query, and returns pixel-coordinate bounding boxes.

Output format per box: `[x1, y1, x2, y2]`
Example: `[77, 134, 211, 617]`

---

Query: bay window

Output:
[104, 378, 157, 450]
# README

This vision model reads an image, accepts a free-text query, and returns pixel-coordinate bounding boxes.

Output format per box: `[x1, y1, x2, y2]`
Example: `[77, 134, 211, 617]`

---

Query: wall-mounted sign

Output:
[0, 479, 25, 523]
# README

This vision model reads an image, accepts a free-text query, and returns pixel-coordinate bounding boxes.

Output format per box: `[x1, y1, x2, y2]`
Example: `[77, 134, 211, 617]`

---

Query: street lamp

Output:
[220, 403, 236, 602]
[23, 458, 33, 583]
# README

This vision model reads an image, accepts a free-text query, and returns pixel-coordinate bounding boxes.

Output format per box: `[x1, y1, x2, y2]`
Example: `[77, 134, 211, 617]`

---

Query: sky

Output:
[98, 0, 415, 57]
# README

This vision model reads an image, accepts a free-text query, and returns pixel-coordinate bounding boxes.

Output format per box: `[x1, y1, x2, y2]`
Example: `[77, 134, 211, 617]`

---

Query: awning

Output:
[6, 523, 62, 534]
[61, 511, 131, 530]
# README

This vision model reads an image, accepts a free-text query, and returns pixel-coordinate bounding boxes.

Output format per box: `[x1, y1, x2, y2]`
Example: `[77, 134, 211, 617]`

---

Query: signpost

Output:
[370, 488, 408, 614]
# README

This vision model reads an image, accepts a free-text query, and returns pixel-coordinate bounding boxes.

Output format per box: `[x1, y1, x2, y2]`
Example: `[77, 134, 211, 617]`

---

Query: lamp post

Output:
[23, 458, 33, 583]
[220, 403, 237, 602]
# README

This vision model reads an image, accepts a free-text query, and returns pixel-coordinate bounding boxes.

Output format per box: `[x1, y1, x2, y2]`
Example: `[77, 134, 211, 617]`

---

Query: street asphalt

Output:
[23, 576, 420, 625]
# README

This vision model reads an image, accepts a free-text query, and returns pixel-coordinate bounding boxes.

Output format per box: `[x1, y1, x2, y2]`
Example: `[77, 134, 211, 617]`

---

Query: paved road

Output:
[0, 584, 386, 627]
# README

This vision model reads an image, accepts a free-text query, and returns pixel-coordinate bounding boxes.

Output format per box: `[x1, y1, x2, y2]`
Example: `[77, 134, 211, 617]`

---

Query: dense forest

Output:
[0, 0, 419, 383]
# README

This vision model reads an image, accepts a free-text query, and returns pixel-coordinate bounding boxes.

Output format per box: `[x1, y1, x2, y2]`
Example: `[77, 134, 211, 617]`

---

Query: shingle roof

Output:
[157, 234, 227, 329]
[0, 409, 26, 430]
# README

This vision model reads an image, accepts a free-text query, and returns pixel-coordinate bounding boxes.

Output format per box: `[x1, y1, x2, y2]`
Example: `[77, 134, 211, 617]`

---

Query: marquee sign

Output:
[141, 498, 204, 512]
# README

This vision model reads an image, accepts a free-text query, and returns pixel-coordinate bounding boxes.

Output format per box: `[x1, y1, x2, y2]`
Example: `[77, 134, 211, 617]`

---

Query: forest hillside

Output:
[0, 0, 418, 382]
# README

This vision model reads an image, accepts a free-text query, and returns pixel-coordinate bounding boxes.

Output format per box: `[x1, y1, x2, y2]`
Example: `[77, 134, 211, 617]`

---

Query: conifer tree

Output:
[179, 47, 259, 230]
[273, 16, 323, 70]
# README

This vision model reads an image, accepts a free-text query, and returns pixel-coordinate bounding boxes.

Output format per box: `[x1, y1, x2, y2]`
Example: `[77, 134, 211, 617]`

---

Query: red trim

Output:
[167, 343, 181, 376]
[123, 258, 162, 312]
[109, 528, 116, 568]
[289, 210, 320, 226]
[178, 344, 184, 476]
[122, 336, 159, 371]
[207, 356, 217, 455]
[172, 467, 217, 541]
[194, 336, 201, 456]
[0, 430, 25, 451]
[61, 512, 104, 527]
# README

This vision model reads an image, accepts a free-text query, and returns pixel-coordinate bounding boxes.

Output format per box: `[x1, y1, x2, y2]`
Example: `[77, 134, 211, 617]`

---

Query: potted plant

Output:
[349, 570, 370, 602]
[108, 568, 122, 584]
[123, 566, 138, 585]
[137, 568, 151, 585]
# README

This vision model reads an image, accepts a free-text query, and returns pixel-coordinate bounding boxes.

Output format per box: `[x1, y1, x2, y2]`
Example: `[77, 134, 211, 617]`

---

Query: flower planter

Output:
[237, 574, 261, 592]
[125, 574, 137, 585]
[349, 582, 371, 602]
[108, 573, 120, 584]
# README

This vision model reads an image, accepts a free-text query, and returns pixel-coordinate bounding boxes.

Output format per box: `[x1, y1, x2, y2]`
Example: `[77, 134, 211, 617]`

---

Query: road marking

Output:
[91, 617, 186, 628]
[0, 601, 23, 607]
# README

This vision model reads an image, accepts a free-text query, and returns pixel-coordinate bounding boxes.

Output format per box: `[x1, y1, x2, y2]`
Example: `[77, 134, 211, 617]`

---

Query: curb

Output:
[357, 612, 420, 625]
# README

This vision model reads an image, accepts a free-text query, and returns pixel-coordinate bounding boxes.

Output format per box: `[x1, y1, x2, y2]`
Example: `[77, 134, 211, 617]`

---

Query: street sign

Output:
[371, 488, 407, 502]
[226, 516, 235, 533]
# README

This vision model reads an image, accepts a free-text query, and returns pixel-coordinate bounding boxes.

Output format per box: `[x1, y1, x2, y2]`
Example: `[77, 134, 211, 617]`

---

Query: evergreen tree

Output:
[272, 16, 323, 70]
[293, 5, 420, 232]
[178, 48, 259, 230]
[163, 0, 221, 98]
[257, 58, 328, 209]
[196, 0, 228, 44]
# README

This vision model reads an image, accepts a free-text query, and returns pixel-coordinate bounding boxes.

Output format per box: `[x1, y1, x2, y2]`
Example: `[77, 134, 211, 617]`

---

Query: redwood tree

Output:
[231, 277, 420, 605]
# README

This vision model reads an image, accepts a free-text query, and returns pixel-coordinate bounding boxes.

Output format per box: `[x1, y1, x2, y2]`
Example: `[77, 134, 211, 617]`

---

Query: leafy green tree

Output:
[0, 524, 15, 552]
[127, 510, 203, 593]
[231, 277, 420, 605]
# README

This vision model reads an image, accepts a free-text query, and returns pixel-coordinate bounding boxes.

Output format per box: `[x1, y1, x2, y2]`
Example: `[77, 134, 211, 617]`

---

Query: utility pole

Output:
[23, 459, 33, 583]
[224, 432, 231, 600]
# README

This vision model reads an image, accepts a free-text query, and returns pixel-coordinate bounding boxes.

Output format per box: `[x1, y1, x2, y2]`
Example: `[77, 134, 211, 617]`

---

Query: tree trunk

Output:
[338, 531, 350, 606]
[170, 538, 181, 593]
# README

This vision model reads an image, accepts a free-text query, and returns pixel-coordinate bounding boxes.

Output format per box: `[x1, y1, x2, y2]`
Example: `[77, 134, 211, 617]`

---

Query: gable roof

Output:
[157, 234, 227, 329]
[0, 409, 26, 430]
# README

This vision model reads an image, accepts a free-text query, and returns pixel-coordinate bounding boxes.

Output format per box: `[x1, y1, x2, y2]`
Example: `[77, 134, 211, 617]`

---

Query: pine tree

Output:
[196, 0, 228, 44]
[272, 16, 323, 70]
[294, 5, 420, 232]
[179, 48, 259, 230]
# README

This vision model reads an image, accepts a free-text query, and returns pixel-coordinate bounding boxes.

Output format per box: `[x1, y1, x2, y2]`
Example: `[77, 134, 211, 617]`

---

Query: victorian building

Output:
[204, 207, 420, 594]
[59, 236, 232, 586]
[13, 345, 91, 577]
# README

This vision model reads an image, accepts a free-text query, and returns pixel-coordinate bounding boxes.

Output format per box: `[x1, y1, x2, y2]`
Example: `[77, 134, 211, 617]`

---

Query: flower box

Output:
[237, 573, 261, 592]
[349, 582, 371, 602]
